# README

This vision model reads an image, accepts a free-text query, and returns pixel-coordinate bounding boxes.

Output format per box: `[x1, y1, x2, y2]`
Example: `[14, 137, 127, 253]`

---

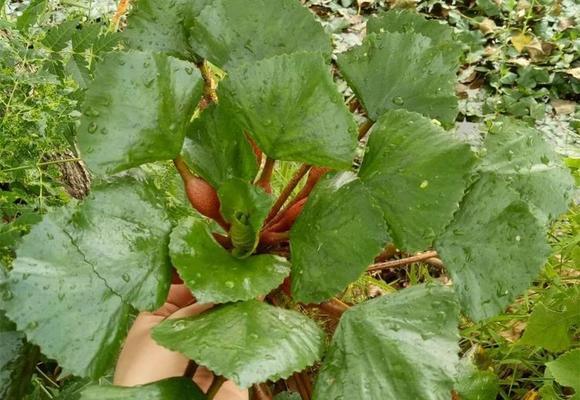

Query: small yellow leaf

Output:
[512, 32, 532, 52]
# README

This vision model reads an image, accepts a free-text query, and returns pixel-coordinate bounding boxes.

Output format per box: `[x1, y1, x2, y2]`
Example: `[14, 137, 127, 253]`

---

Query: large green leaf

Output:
[1, 177, 173, 377]
[122, 0, 193, 59]
[358, 110, 475, 251]
[2, 207, 131, 378]
[42, 19, 79, 51]
[153, 300, 325, 388]
[313, 285, 460, 400]
[218, 179, 273, 257]
[545, 349, 580, 399]
[337, 31, 460, 124]
[219, 52, 358, 169]
[478, 118, 574, 224]
[437, 174, 550, 321]
[367, 10, 456, 47]
[67, 178, 173, 310]
[170, 217, 290, 303]
[80, 377, 206, 400]
[0, 311, 39, 400]
[185, 0, 331, 68]
[290, 172, 389, 303]
[79, 51, 204, 175]
[182, 104, 258, 188]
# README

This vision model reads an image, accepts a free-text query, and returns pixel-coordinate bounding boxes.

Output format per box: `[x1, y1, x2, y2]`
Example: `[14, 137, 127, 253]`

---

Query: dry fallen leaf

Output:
[566, 67, 580, 80]
[512, 32, 533, 52]
[478, 18, 497, 35]
[499, 320, 527, 342]
[552, 99, 577, 115]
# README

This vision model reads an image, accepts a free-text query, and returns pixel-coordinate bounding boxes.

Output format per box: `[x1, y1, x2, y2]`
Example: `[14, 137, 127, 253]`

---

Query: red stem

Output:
[266, 164, 311, 223]
[256, 157, 275, 194]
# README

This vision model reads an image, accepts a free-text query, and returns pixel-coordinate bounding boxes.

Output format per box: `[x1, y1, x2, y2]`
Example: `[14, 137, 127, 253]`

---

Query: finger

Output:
[167, 302, 214, 320]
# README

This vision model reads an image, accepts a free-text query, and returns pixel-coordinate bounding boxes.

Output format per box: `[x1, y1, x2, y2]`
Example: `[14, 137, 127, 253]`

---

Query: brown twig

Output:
[250, 383, 273, 400]
[206, 375, 226, 400]
[111, 0, 130, 29]
[358, 120, 374, 140]
[266, 164, 311, 223]
[367, 251, 440, 272]
[256, 157, 275, 193]
[318, 297, 350, 319]
[265, 197, 307, 233]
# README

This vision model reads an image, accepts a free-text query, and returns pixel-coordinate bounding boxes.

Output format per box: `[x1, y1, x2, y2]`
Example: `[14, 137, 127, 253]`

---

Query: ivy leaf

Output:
[479, 118, 575, 224]
[290, 172, 389, 303]
[367, 10, 456, 45]
[170, 217, 290, 303]
[219, 52, 358, 169]
[218, 179, 273, 258]
[437, 174, 550, 321]
[153, 300, 325, 388]
[80, 377, 206, 400]
[2, 207, 131, 378]
[123, 0, 194, 60]
[545, 349, 580, 399]
[182, 104, 258, 188]
[0, 311, 39, 400]
[313, 285, 459, 400]
[78, 51, 204, 176]
[519, 288, 580, 352]
[359, 110, 475, 252]
[185, 0, 331, 68]
[16, 0, 47, 31]
[337, 31, 460, 124]
[1, 177, 173, 377]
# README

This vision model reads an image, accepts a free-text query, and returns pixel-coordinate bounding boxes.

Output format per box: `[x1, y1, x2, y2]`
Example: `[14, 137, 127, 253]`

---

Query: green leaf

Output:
[218, 179, 273, 257]
[123, 0, 193, 60]
[182, 104, 258, 188]
[185, 0, 331, 68]
[219, 52, 358, 169]
[546, 349, 580, 398]
[3, 207, 131, 378]
[153, 300, 325, 388]
[42, 19, 78, 51]
[479, 118, 575, 224]
[80, 377, 206, 400]
[170, 217, 290, 303]
[437, 174, 550, 321]
[0, 311, 39, 400]
[78, 51, 204, 176]
[290, 172, 389, 303]
[337, 31, 460, 124]
[66, 177, 173, 310]
[313, 285, 460, 400]
[358, 110, 475, 251]
[274, 392, 301, 400]
[518, 287, 580, 352]
[367, 10, 456, 45]
[1, 177, 173, 378]
[16, 0, 47, 31]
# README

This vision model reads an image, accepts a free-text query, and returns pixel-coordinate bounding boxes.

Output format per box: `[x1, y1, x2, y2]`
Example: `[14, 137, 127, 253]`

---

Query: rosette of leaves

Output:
[0, 3, 574, 399]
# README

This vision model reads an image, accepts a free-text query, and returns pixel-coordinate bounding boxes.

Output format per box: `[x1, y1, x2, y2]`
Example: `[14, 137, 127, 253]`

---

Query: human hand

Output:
[113, 284, 248, 400]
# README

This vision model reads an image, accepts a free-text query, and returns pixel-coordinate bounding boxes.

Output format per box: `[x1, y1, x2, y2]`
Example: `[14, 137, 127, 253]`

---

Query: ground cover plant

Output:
[0, 0, 578, 399]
